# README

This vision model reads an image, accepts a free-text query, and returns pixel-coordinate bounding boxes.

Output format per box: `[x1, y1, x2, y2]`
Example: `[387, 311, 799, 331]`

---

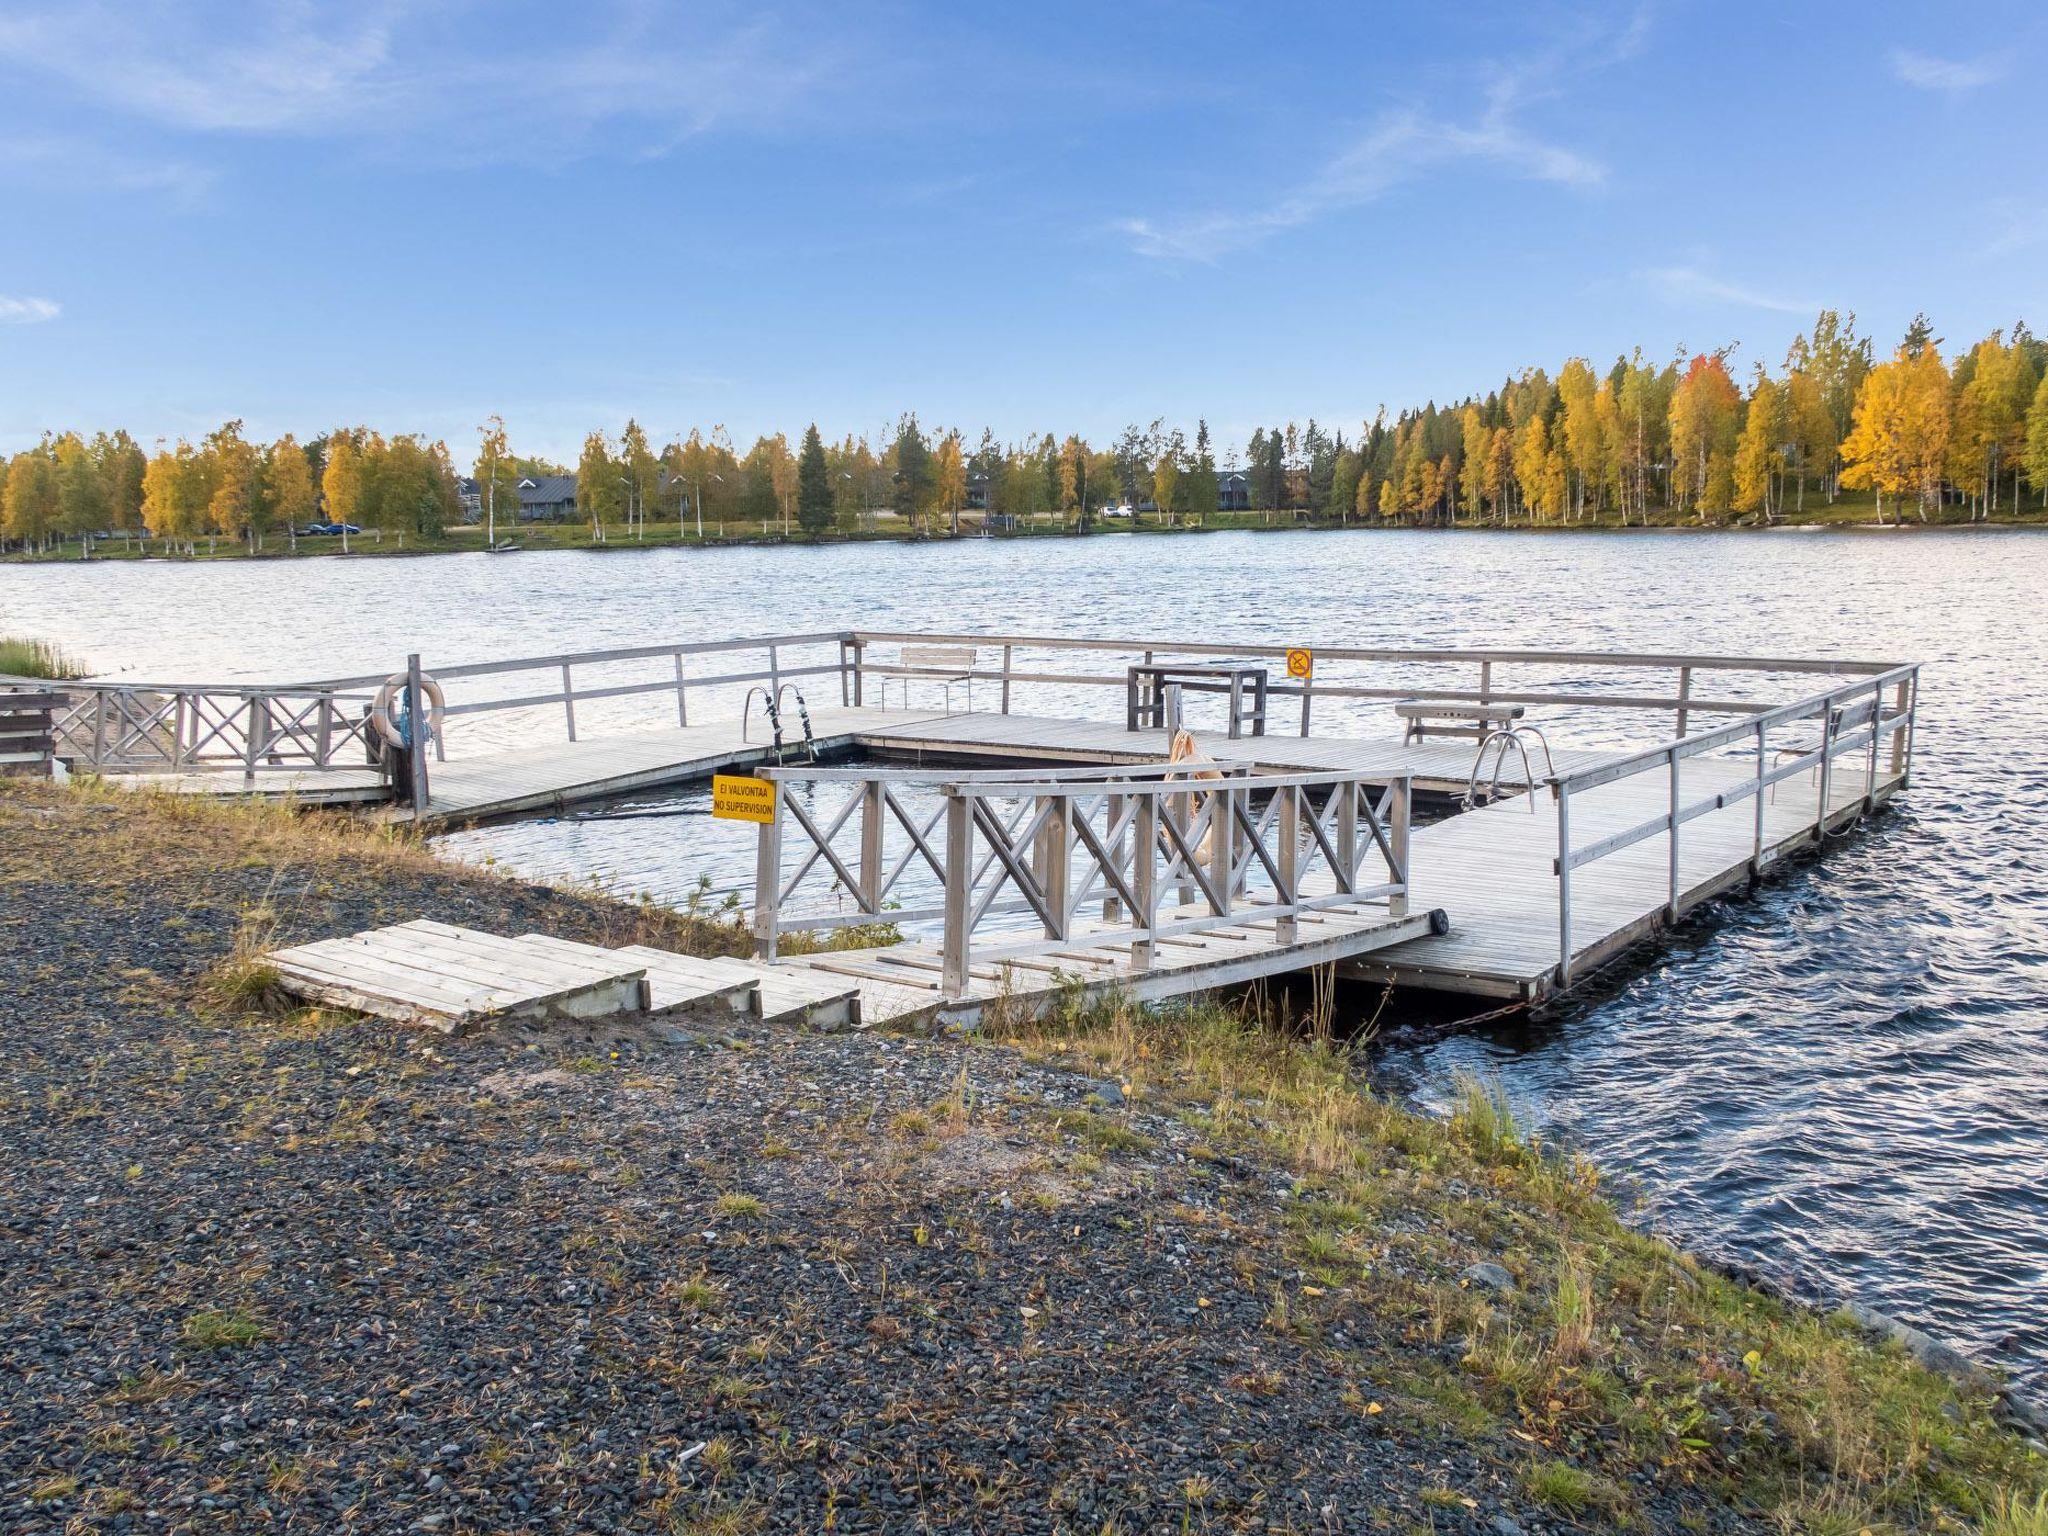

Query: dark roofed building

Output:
[516, 475, 578, 522]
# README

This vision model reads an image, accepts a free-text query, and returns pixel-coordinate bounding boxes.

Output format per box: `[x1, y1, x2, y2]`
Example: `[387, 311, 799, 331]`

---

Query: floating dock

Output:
[41, 629, 1918, 1016]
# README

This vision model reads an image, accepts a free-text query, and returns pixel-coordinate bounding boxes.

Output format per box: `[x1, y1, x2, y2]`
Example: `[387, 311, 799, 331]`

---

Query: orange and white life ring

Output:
[370, 672, 445, 749]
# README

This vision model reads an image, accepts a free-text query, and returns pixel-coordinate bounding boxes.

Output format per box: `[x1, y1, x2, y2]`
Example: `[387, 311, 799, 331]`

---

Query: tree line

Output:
[7, 310, 2048, 554]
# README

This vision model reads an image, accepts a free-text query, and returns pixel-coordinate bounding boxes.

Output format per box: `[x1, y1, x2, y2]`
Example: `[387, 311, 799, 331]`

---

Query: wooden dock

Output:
[73, 631, 1918, 1013]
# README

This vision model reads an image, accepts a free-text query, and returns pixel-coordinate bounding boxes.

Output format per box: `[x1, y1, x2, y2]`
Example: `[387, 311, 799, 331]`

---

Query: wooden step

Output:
[268, 921, 649, 1032]
[519, 935, 757, 1017]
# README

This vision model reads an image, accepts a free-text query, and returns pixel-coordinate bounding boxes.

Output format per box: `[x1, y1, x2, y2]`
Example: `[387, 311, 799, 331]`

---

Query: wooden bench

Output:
[1394, 698, 1525, 744]
[0, 689, 67, 779]
[881, 644, 978, 714]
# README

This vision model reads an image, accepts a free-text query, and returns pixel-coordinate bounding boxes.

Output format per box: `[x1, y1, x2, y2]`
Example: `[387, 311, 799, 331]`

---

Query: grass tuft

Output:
[0, 635, 88, 678]
[180, 1305, 267, 1350]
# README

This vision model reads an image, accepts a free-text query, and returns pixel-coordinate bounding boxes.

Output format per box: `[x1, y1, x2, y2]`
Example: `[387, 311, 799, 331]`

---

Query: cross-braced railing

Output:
[49, 683, 387, 780]
[752, 760, 1412, 999]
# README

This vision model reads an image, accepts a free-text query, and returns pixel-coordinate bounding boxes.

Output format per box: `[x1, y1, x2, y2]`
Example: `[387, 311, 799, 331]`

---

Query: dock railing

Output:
[750, 758, 1412, 1000]
[36, 679, 387, 782]
[266, 630, 1908, 766]
[1545, 662, 1920, 987]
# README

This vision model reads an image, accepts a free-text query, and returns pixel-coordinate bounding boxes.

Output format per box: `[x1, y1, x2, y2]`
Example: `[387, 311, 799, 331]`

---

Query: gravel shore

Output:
[2, 783, 2037, 1533]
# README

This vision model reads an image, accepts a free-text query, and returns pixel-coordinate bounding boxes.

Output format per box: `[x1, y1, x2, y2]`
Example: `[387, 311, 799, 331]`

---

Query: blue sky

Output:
[0, 0, 2042, 463]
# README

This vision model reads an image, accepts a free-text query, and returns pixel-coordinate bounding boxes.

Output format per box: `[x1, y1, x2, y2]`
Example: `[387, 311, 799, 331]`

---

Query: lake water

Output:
[6, 528, 2045, 1395]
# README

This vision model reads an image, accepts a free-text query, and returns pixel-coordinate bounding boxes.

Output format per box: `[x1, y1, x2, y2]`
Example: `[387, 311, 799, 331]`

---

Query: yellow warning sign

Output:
[711, 774, 778, 823]
[1285, 647, 1314, 680]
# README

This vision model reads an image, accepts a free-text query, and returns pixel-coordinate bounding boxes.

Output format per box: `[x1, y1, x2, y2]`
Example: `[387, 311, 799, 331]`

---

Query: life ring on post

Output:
[370, 671, 446, 751]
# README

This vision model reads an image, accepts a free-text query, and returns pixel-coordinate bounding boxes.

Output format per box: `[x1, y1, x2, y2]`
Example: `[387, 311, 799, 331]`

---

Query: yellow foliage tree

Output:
[1840, 344, 1951, 523]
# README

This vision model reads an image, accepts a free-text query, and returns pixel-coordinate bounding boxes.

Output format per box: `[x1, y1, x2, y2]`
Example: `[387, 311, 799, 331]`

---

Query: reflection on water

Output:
[11, 527, 2046, 1391]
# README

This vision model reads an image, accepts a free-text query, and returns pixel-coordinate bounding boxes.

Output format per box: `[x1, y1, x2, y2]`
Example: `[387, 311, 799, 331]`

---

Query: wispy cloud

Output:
[0, 295, 61, 324]
[1643, 264, 1818, 315]
[1887, 48, 2003, 92]
[0, 134, 217, 202]
[0, 1, 860, 167]
[1115, 7, 1643, 261]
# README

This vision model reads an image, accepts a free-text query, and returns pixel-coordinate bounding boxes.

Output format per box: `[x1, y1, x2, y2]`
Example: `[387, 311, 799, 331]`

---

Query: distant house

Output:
[1217, 471, 1251, 511]
[516, 475, 578, 522]
[965, 469, 990, 511]
[455, 476, 482, 521]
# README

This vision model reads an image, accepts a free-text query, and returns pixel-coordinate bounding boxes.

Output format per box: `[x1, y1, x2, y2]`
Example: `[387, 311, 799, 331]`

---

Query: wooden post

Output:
[405, 655, 431, 810]
[561, 663, 577, 742]
[1751, 720, 1766, 879]
[242, 695, 263, 785]
[1226, 673, 1243, 740]
[1298, 670, 1312, 737]
[940, 792, 972, 997]
[674, 650, 690, 727]
[1889, 676, 1910, 776]
[1388, 777, 1410, 919]
[1863, 682, 1880, 809]
[1102, 792, 1125, 921]
[768, 643, 782, 703]
[92, 690, 108, 768]
[859, 779, 885, 914]
[1556, 785, 1573, 989]
[1666, 751, 1681, 921]
[173, 692, 188, 769]
[1036, 795, 1070, 940]
[754, 791, 784, 962]
[838, 640, 851, 708]
[1814, 705, 1835, 843]
[1000, 644, 1013, 715]
[1675, 665, 1694, 738]
[1336, 780, 1358, 894]
[315, 696, 333, 768]
[1208, 781, 1234, 917]
[1131, 794, 1158, 971]
[1479, 659, 1492, 705]
[1275, 784, 1300, 944]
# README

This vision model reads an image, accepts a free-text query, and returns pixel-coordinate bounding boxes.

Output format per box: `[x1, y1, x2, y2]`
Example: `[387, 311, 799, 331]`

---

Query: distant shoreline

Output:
[5, 505, 2044, 564]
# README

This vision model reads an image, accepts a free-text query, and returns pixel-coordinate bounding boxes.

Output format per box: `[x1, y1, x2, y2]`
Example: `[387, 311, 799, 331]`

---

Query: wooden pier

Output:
[41, 629, 1919, 1018]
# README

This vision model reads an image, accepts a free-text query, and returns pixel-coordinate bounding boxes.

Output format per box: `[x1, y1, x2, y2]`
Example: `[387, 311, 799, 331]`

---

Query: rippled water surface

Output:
[7, 529, 2045, 1391]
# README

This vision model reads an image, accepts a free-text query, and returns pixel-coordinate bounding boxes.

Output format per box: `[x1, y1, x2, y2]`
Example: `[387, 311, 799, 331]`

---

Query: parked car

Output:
[299, 522, 363, 536]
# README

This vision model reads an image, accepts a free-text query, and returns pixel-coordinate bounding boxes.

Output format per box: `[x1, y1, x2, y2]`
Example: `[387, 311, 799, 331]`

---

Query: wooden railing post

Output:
[1556, 784, 1573, 989]
[561, 662, 577, 741]
[242, 694, 263, 785]
[1275, 784, 1300, 943]
[406, 655, 431, 810]
[1131, 793, 1159, 970]
[1751, 720, 1766, 879]
[315, 695, 333, 768]
[851, 639, 865, 707]
[1000, 643, 1013, 715]
[1675, 665, 1694, 738]
[1814, 704, 1835, 842]
[172, 692, 189, 769]
[1389, 776, 1411, 919]
[1208, 780, 1234, 918]
[1889, 675, 1910, 776]
[674, 650, 689, 727]
[92, 690, 108, 768]
[1336, 780, 1359, 894]
[1102, 792, 1125, 921]
[754, 790, 784, 963]
[941, 791, 972, 997]
[1666, 750, 1681, 921]
[1035, 794, 1070, 940]
[859, 779, 885, 914]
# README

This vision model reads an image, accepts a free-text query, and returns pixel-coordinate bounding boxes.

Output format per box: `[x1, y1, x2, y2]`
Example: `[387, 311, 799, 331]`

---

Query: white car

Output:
[1102, 504, 1134, 519]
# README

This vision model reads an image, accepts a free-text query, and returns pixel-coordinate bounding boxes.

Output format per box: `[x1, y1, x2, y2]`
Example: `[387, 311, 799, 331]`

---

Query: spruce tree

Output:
[796, 424, 832, 537]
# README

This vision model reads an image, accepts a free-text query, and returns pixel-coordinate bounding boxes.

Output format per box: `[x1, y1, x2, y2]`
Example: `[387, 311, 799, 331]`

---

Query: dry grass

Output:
[991, 990, 2048, 1531]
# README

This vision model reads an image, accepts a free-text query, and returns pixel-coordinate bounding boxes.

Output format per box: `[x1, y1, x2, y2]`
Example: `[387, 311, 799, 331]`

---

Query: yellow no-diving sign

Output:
[1285, 647, 1314, 680]
[712, 774, 778, 823]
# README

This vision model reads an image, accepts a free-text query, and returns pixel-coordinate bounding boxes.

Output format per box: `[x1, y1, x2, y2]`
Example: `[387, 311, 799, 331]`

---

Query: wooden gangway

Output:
[48, 630, 1920, 1009]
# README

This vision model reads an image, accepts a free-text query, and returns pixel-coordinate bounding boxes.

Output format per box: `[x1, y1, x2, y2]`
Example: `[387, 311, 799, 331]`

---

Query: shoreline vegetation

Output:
[3, 777, 2044, 1532]
[7, 311, 2048, 563]
[4, 491, 2045, 566]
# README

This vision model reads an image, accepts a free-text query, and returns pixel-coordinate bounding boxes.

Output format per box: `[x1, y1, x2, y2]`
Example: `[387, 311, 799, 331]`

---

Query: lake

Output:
[6, 527, 2044, 1394]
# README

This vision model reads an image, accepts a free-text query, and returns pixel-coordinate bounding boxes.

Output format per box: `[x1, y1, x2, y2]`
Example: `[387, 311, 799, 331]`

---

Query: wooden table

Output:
[1126, 660, 1269, 738]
